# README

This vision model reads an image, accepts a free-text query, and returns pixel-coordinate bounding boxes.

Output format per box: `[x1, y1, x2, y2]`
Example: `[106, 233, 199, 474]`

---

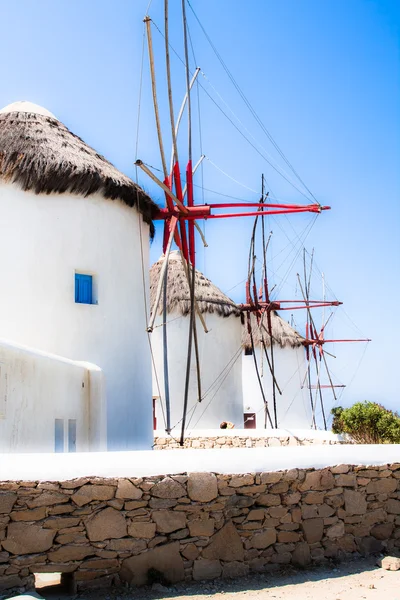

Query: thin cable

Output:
[150, 19, 316, 202]
[187, 0, 318, 203]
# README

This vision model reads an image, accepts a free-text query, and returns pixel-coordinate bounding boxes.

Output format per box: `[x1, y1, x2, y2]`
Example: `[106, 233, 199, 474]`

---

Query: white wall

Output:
[0, 182, 153, 450]
[152, 311, 244, 432]
[0, 339, 106, 453]
[242, 345, 312, 429]
[0, 445, 398, 481]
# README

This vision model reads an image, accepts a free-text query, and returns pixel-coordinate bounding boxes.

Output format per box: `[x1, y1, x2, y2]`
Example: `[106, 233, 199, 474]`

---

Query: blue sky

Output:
[1, 0, 399, 416]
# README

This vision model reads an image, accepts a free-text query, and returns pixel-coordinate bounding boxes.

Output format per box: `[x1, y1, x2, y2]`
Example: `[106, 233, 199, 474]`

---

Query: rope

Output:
[150, 19, 317, 202]
[187, 0, 318, 204]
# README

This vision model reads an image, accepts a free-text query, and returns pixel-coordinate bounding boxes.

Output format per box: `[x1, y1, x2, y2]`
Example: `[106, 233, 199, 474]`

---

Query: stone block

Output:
[27, 492, 69, 509]
[222, 561, 249, 578]
[116, 479, 142, 500]
[187, 473, 218, 502]
[326, 521, 345, 539]
[367, 479, 397, 494]
[344, 490, 367, 515]
[188, 518, 215, 537]
[378, 556, 400, 571]
[356, 536, 383, 555]
[260, 472, 282, 484]
[385, 499, 400, 514]
[304, 492, 325, 504]
[120, 541, 184, 586]
[302, 505, 318, 519]
[193, 559, 222, 580]
[3, 522, 55, 554]
[256, 494, 281, 507]
[331, 465, 350, 474]
[282, 492, 301, 505]
[271, 551, 291, 564]
[151, 477, 186, 499]
[363, 508, 387, 525]
[48, 545, 95, 562]
[71, 485, 115, 507]
[292, 542, 311, 567]
[335, 474, 357, 487]
[127, 521, 156, 539]
[247, 509, 265, 521]
[251, 528, 276, 549]
[203, 522, 244, 561]
[181, 543, 199, 560]
[85, 507, 127, 541]
[337, 534, 357, 552]
[152, 510, 186, 534]
[299, 469, 334, 492]
[81, 558, 119, 570]
[106, 538, 147, 554]
[302, 518, 324, 544]
[43, 516, 81, 529]
[10, 508, 47, 522]
[229, 474, 254, 487]
[318, 504, 336, 518]
[0, 494, 17, 514]
[0, 574, 24, 591]
[371, 523, 394, 540]
[269, 482, 289, 494]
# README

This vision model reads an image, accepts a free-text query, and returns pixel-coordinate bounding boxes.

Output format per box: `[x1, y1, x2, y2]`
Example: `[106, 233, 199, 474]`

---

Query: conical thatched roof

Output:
[242, 311, 304, 349]
[0, 101, 158, 234]
[150, 251, 241, 317]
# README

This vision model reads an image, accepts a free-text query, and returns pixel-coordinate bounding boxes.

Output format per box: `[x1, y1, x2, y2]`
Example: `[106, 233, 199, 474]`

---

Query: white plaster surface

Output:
[1, 445, 399, 481]
[152, 310, 244, 430]
[0, 338, 106, 452]
[0, 182, 153, 450]
[242, 346, 312, 429]
[0, 100, 56, 118]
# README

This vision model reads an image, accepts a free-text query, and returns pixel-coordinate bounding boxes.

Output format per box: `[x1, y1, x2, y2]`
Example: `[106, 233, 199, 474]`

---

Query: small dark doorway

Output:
[152, 397, 158, 430]
[244, 412, 256, 429]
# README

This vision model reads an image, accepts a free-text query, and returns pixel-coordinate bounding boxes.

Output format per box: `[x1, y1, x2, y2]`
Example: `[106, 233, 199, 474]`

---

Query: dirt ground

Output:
[35, 556, 400, 600]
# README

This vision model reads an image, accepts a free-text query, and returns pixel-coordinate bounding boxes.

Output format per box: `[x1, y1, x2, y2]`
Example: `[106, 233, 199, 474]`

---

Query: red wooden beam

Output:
[154, 203, 330, 221]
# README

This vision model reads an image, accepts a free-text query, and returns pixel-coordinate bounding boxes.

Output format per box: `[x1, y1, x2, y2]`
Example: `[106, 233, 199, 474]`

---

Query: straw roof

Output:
[242, 311, 304, 349]
[150, 252, 241, 317]
[0, 101, 158, 234]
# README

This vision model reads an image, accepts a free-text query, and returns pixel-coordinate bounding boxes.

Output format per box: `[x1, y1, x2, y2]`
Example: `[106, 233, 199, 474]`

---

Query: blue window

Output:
[75, 273, 93, 304]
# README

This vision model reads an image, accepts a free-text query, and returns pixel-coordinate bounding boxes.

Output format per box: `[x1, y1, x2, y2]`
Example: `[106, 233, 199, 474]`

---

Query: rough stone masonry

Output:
[0, 463, 399, 595]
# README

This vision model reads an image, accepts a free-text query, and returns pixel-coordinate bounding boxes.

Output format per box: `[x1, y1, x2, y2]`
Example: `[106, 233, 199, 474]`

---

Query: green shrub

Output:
[331, 401, 400, 444]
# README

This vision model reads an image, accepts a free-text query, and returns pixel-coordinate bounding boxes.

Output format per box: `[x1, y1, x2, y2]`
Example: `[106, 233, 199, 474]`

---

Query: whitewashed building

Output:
[242, 312, 311, 429]
[0, 101, 158, 451]
[150, 251, 244, 432]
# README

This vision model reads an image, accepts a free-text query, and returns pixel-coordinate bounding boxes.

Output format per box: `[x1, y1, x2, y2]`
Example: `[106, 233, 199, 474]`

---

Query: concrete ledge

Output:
[0, 445, 399, 481]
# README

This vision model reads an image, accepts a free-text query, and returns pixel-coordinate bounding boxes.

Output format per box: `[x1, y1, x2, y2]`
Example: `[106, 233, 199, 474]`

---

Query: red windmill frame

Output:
[137, 3, 370, 442]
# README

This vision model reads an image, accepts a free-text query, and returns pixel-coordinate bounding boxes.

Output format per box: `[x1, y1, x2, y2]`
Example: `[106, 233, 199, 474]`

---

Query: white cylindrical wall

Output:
[242, 345, 312, 429]
[0, 182, 153, 451]
[152, 311, 244, 432]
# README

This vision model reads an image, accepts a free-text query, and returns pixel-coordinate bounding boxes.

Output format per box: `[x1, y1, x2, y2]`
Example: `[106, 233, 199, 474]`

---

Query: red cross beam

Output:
[135, 159, 330, 267]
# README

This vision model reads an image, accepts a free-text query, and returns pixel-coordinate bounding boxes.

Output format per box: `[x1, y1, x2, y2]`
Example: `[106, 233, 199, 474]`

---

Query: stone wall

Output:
[0, 463, 399, 595]
[154, 433, 348, 450]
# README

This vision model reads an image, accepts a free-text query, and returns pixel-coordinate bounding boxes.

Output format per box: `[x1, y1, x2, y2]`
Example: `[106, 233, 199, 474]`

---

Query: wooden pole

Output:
[144, 17, 168, 178]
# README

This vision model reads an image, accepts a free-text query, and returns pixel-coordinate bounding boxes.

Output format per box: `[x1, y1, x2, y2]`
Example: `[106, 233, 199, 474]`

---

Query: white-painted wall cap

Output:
[0, 101, 56, 119]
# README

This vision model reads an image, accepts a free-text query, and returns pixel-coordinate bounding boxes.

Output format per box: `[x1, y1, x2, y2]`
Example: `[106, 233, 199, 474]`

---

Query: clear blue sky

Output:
[1, 0, 399, 416]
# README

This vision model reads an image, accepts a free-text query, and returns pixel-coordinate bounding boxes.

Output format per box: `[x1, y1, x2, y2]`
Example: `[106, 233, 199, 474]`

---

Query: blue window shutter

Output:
[75, 274, 93, 304]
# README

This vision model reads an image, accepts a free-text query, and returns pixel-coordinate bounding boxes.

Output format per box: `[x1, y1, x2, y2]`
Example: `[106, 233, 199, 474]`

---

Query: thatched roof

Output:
[242, 311, 304, 349]
[0, 101, 158, 234]
[150, 252, 241, 317]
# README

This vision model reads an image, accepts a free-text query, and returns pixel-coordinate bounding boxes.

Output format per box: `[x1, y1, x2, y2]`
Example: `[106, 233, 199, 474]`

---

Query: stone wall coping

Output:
[1, 445, 399, 481]
[154, 429, 345, 440]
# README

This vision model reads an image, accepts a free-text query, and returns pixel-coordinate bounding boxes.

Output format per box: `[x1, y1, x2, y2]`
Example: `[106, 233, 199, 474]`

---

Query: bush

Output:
[331, 401, 400, 444]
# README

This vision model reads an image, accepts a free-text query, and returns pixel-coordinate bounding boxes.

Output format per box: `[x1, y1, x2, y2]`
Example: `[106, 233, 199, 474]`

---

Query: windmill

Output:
[135, 0, 363, 443]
